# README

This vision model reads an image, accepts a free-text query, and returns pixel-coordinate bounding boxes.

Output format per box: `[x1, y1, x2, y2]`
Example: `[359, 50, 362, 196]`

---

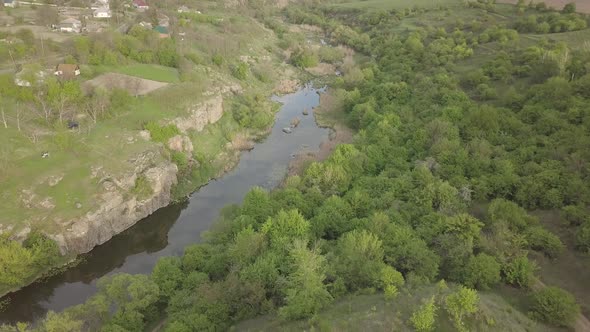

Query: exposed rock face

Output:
[168, 135, 194, 154]
[50, 160, 178, 254]
[172, 96, 225, 133]
[276, 79, 300, 94]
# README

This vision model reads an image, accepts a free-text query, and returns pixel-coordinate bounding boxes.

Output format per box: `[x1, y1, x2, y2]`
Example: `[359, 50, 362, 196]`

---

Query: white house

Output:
[59, 17, 82, 33]
[3, 0, 16, 8]
[93, 7, 112, 18]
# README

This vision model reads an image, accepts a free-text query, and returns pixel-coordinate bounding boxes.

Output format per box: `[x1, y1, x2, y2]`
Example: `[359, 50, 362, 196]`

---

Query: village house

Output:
[59, 17, 82, 33]
[91, 0, 109, 9]
[133, 0, 148, 11]
[93, 7, 112, 18]
[3, 0, 16, 7]
[154, 25, 170, 39]
[54, 64, 81, 80]
[158, 13, 170, 27]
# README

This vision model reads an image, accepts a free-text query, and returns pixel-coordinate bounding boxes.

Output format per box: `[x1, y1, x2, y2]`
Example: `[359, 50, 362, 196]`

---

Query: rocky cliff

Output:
[50, 153, 178, 254]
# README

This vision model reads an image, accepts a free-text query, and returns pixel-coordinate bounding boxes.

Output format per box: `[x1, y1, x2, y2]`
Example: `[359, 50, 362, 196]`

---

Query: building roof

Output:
[94, 7, 110, 13]
[4, 0, 14, 3]
[153, 25, 168, 34]
[60, 17, 81, 25]
[56, 64, 80, 75]
[133, 0, 147, 6]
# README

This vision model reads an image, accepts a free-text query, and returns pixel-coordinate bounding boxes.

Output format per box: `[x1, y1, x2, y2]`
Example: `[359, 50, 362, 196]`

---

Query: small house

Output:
[158, 13, 170, 27]
[133, 0, 148, 11]
[153, 25, 170, 39]
[54, 64, 81, 80]
[93, 7, 111, 18]
[3, 0, 16, 7]
[59, 17, 82, 33]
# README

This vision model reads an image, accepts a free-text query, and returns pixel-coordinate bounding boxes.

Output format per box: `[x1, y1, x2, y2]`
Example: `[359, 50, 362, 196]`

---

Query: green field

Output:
[91, 64, 181, 83]
[236, 285, 555, 332]
[113, 64, 181, 83]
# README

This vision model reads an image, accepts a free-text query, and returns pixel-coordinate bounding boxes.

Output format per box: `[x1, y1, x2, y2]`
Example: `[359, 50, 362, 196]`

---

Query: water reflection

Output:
[0, 85, 329, 324]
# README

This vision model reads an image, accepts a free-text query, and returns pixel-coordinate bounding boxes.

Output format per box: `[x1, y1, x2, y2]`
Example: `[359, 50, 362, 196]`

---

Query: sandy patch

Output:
[83, 73, 169, 96]
[496, 0, 590, 13]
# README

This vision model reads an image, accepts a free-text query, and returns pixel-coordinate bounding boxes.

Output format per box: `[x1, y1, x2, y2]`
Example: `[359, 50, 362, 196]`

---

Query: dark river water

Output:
[0, 85, 330, 324]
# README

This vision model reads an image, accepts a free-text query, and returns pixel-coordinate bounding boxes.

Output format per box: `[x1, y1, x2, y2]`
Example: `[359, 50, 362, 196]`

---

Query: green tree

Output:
[279, 240, 333, 320]
[503, 256, 536, 288]
[530, 287, 580, 327]
[331, 229, 385, 290]
[152, 257, 183, 299]
[464, 253, 501, 290]
[410, 296, 438, 332]
[445, 286, 479, 332]
[562, 2, 576, 14]
[241, 187, 274, 227]
[42, 311, 83, 332]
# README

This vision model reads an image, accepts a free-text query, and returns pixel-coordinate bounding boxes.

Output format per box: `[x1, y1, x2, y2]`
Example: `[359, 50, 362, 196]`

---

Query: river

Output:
[0, 84, 330, 324]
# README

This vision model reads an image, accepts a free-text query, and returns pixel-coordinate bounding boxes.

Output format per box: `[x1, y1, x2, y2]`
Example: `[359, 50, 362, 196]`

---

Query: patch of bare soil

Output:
[288, 24, 323, 33]
[497, 0, 590, 13]
[83, 73, 169, 96]
[288, 91, 354, 176]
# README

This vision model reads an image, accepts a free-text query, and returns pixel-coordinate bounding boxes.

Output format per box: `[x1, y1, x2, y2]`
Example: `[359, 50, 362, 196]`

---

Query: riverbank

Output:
[288, 88, 354, 176]
[0, 84, 331, 324]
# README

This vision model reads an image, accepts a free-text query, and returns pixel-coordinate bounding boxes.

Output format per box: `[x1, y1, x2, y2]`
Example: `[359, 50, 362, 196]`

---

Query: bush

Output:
[410, 296, 437, 332]
[212, 54, 224, 66]
[132, 175, 153, 200]
[232, 62, 249, 80]
[144, 122, 180, 143]
[464, 253, 501, 290]
[318, 46, 345, 64]
[575, 220, 590, 253]
[171, 151, 189, 171]
[525, 227, 564, 258]
[502, 256, 536, 288]
[291, 48, 319, 68]
[530, 287, 579, 327]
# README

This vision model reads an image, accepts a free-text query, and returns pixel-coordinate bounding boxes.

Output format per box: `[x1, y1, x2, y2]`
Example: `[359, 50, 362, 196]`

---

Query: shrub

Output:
[318, 46, 345, 64]
[144, 122, 180, 143]
[445, 286, 479, 332]
[410, 296, 437, 332]
[502, 256, 536, 288]
[132, 175, 153, 200]
[575, 220, 590, 253]
[464, 253, 501, 290]
[212, 54, 224, 66]
[291, 48, 319, 68]
[171, 151, 189, 171]
[232, 62, 249, 80]
[525, 227, 564, 258]
[530, 287, 579, 327]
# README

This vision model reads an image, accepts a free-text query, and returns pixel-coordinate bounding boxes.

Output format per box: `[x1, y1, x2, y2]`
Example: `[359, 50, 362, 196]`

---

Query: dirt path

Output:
[533, 279, 590, 332]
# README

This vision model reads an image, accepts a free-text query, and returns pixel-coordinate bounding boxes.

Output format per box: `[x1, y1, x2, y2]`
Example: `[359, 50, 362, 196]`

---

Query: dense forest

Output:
[3, 0, 590, 331]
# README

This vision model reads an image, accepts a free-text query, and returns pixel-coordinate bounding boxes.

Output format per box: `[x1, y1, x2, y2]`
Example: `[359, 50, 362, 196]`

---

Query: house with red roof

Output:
[133, 0, 148, 11]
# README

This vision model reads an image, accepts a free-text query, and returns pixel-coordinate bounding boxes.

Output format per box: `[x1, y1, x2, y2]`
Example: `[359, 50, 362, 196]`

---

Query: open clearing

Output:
[83, 73, 169, 96]
[497, 0, 590, 13]
[111, 64, 180, 83]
